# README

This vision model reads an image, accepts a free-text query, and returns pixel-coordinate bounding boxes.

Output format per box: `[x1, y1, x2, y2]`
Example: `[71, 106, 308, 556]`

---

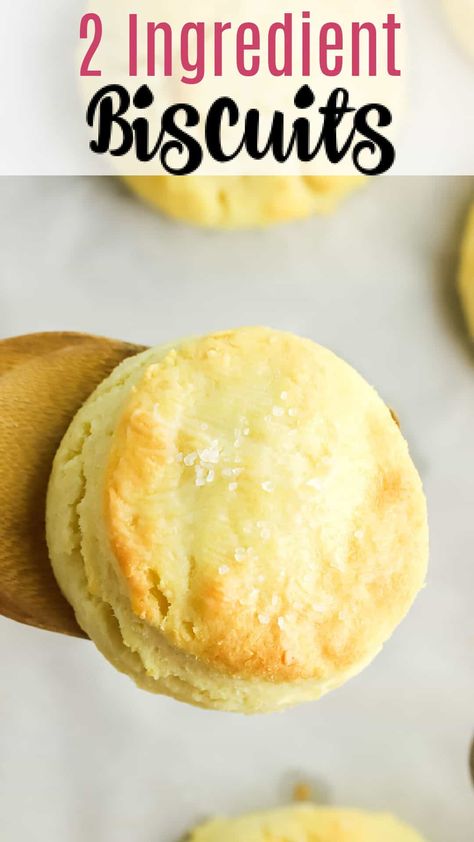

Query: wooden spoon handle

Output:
[0, 333, 144, 637]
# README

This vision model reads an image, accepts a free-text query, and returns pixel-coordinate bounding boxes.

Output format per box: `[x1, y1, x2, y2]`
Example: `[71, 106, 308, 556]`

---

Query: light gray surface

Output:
[0, 176, 473, 841]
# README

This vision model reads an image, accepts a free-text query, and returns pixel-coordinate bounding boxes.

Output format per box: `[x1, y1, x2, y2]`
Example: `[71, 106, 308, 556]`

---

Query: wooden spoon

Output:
[0, 332, 145, 637]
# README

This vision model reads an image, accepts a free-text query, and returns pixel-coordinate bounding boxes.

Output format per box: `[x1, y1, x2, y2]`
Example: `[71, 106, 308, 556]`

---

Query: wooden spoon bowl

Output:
[0, 332, 144, 637]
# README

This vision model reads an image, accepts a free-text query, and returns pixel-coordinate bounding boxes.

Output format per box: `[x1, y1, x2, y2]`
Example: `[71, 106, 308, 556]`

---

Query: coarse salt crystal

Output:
[184, 453, 197, 467]
[258, 613, 270, 625]
[218, 565, 229, 575]
[261, 481, 274, 493]
[195, 465, 206, 486]
[228, 482, 238, 492]
[198, 441, 220, 464]
[272, 406, 284, 417]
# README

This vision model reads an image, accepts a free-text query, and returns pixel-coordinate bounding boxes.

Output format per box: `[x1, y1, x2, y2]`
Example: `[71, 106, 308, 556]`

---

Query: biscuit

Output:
[121, 176, 363, 229]
[188, 805, 426, 841]
[442, 0, 474, 62]
[46, 327, 428, 713]
[458, 203, 474, 339]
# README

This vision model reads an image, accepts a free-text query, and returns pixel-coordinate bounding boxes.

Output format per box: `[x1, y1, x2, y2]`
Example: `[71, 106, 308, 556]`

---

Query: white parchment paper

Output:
[0, 175, 473, 841]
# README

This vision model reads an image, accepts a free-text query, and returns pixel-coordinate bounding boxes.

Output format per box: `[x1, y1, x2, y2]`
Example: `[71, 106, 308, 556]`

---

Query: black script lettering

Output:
[87, 84, 133, 155]
[353, 103, 394, 175]
[318, 88, 356, 163]
[159, 104, 202, 174]
[205, 98, 245, 162]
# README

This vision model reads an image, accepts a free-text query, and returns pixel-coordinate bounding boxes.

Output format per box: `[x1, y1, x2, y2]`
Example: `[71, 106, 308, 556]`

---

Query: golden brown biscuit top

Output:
[105, 328, 428, 683]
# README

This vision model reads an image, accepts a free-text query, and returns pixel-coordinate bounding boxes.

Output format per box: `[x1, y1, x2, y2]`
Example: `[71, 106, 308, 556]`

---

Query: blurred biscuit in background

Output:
[188, 805, 426, 841]
[121, 176, 363, 229]
[458, 203, 474, 339]
[442, 0, 474, 62]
